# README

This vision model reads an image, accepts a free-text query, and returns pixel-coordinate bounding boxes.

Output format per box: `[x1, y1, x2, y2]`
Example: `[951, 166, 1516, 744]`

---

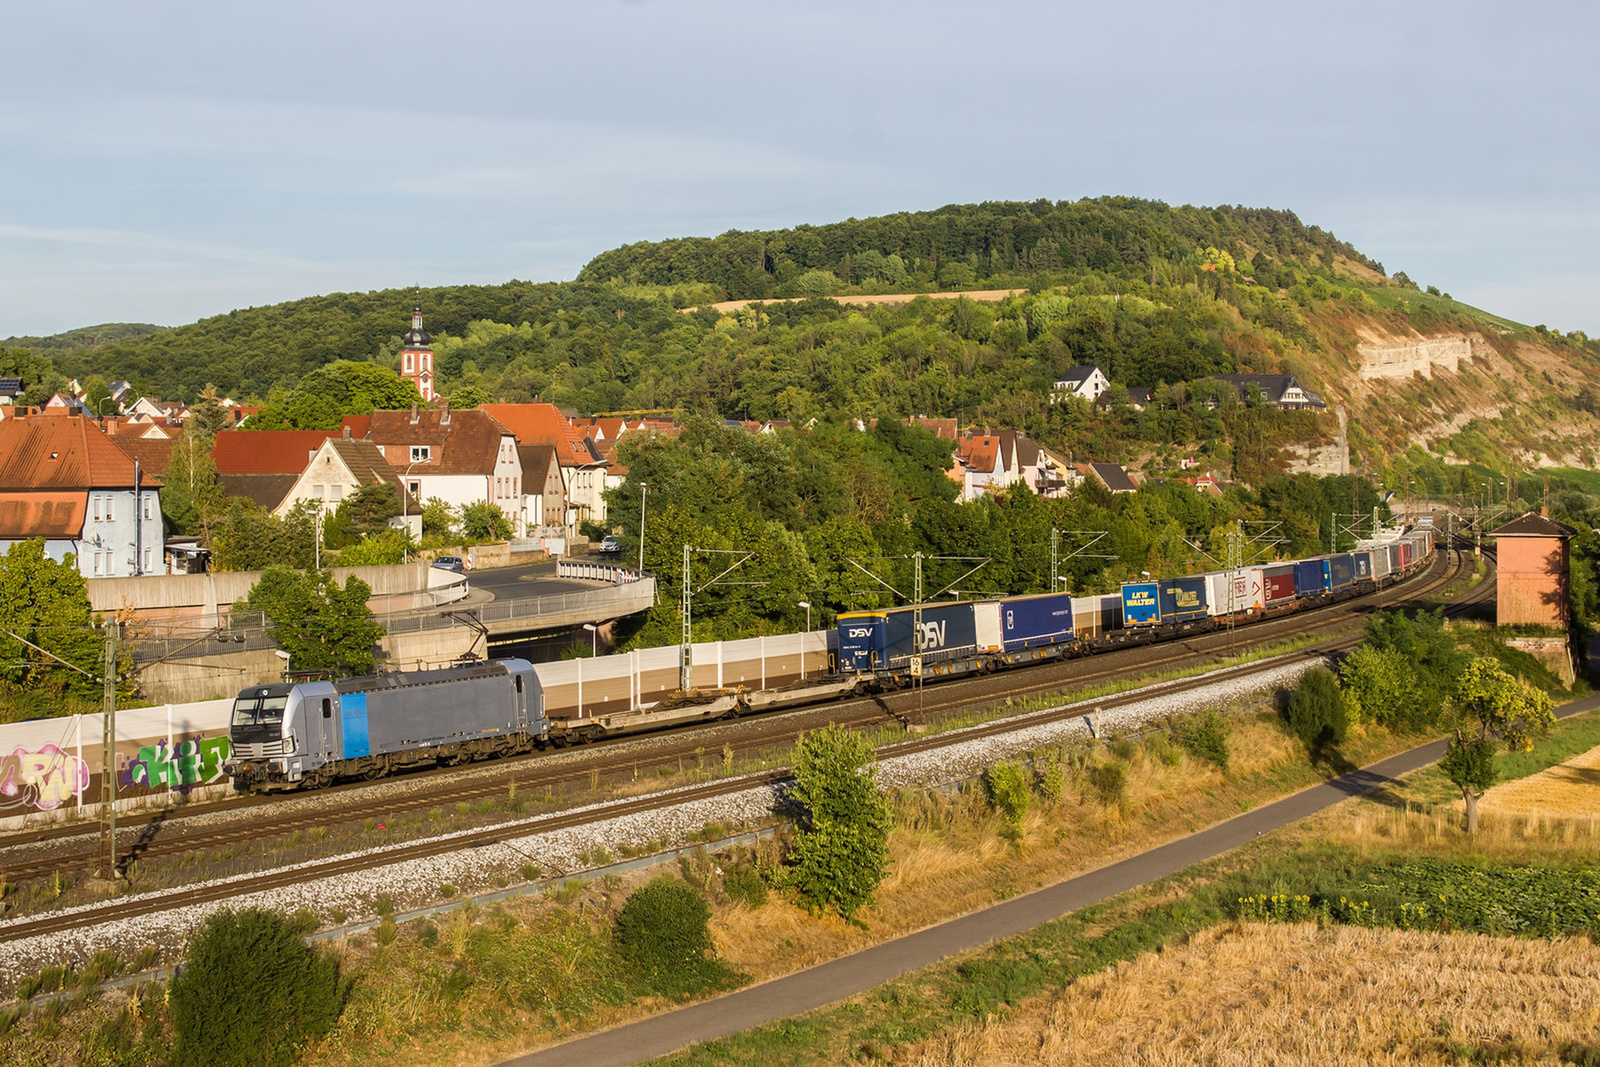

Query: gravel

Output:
[0, 652, 1320, 989]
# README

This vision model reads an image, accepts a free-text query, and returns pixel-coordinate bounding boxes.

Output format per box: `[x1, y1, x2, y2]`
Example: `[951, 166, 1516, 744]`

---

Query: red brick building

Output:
[1491, 512, 1574, 629]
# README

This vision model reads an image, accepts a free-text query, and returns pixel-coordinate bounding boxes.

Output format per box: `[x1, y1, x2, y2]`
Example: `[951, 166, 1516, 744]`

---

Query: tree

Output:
[251, 361, 421, 430]
[1285, 667, 1349, 752]
[1336, 645, 1423, 729]
[461, 501, 512, 542]
[169, 908, 347, 1067]
[80, 374, 113, 416]
[794, 270, 838, 299]
[0, 540, 107, 701]
[446, 383, 495, 408]
[420, 496, 458, 542]
[784, 722, 890, 920]
[243, 567, 385, 677]
[188, 383, 232, 437]
[1444, 657, 1556, 833]
[162, 432, 225, 538]
[208, 500, 316, 571]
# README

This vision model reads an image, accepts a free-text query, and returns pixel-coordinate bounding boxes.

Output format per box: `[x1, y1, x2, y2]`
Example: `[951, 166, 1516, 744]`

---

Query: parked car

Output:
[596, 537, 622, 555]
[432, 555, 465, 573]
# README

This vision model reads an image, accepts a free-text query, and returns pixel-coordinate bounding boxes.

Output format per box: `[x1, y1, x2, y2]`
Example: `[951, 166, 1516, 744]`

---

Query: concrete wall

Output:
[138, 648, 288, 705]
[380, 626, 483, 671]
[89, 560, 440, 620]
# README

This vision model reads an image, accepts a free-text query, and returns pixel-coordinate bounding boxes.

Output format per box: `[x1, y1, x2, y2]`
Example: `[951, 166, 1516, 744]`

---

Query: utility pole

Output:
[638, 482, 648, 572]
[912, 552, 923, 717]
[97, 621, 118, 880]
[680, 542, 692, 692]
[1049, 527, 1059, 589]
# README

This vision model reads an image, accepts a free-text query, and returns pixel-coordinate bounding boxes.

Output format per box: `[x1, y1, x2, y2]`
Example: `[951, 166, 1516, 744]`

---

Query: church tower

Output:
[399, 302, 435, 402]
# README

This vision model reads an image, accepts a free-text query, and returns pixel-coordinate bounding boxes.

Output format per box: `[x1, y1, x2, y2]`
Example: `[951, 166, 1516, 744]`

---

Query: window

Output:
[312, 485, 325, 501]
[142, 497, 152, 520]
[408, 480, 421, 497]
[92, 497, 101, 522]
[104, 497, 113, 522]
[92, 551, 102, 576]
[410, 445, 431, 463]
[330, 484, 343, 503]
[403, 352, 414, 372]
[143, 548, 153, 572]
[321, 698, 332, 719]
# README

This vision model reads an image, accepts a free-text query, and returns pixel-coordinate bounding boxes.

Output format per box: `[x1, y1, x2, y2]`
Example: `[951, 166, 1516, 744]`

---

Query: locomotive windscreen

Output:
[231, 692, 287, 727]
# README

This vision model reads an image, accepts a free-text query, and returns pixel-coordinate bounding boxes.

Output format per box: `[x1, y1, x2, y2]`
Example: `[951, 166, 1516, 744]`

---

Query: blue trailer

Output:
[1293, 558, 1330, 597]
[1159, 577, 1210, 621]
[1327, 553, 1356, 590]
[836, 611, 888, 671]
[999, 592, 1075, 651]
[1121, 581, 1161, 626]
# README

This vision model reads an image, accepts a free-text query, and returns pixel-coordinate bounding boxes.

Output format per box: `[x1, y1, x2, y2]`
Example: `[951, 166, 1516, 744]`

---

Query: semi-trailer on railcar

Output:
[227, 528, 1438, 793]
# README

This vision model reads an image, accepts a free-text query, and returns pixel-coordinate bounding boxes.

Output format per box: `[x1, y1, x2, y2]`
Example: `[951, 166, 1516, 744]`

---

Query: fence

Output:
[556, 559, 649, 583]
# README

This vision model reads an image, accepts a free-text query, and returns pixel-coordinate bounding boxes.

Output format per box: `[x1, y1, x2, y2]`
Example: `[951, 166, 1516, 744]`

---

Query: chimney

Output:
[409, 403, 419, 426]
[439, 401, 451, 426]
[343, 425, 352, 440]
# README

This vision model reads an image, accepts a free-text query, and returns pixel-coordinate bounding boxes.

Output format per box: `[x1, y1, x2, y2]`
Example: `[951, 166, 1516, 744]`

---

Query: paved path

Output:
[502, 693, 1600, 1067]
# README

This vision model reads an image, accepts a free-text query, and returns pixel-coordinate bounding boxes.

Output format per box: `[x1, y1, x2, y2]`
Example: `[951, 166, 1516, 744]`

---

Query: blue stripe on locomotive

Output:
[1000, 592, 1074, 650]
[1293, 558, 1330, 596]
[1160, 576, 1209, 621]
[1121, 581, 1161, 625]
[341, 692, 371, 758]
[836, 612, 887, 671]
[1327, 553, 1356, 589]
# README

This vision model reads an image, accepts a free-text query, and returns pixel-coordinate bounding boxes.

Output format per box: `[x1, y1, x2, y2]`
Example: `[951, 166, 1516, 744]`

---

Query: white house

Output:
[277, 432, 421, 538]
[351, 406, 524, 534]
[0, 415, 165, 577]
[1051, 365, 1111, 404]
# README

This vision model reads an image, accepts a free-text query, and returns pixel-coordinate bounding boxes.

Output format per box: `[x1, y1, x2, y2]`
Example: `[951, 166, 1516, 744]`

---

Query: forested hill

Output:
[576, 198, 1388, 298]
[10, 197, 1600, 475]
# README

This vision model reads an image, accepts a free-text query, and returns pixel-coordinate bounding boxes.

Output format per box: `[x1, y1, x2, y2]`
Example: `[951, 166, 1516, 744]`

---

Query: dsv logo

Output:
[846, 628, 874, 638]
[917, 620, 947, 649]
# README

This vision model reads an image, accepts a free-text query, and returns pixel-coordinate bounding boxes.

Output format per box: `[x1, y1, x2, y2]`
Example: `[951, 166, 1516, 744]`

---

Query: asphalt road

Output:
[502, 691, 1600, 1067]
[461, 560, 595, 599]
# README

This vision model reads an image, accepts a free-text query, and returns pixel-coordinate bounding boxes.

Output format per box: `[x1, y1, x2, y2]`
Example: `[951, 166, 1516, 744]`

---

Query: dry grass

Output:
[1311, 799, 1600, 865]
[709, 711, 1313, 982]
[1477, 741, 1600, 819]
[893, 922, 1600, 1066]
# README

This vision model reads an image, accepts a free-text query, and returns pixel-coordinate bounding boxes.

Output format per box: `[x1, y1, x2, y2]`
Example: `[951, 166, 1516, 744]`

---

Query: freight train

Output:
[225, 529, 1435, 790]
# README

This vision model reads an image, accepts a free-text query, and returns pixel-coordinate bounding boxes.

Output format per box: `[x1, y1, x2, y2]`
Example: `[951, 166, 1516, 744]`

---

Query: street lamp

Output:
[797, 601, 811, 679]
[583, 622, 598, 658]
[638, 481, 648, 572]
[401, 461, 421, 563]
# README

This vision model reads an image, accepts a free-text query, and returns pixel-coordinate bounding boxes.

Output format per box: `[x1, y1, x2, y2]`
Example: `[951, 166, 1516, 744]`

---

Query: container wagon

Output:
[999, 592, 1075, 651]
[1263, 563, 1298, 605]
[1293, 558, 1331, 598]
[1327, 553, 1356, 591]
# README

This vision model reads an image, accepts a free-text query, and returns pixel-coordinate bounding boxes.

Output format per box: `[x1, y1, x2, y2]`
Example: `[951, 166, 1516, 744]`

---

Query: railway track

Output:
[0, 548, 1481, 889]
[0, 548, 1487, 941]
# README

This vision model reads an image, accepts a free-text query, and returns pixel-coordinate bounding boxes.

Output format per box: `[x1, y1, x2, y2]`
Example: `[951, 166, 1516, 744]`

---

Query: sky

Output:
[2, 1, 1597, 337]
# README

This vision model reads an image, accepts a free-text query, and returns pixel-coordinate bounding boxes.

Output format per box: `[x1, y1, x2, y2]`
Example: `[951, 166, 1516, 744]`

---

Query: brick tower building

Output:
[398, 303, 435, 402]
[1491, 511, 1574, 629]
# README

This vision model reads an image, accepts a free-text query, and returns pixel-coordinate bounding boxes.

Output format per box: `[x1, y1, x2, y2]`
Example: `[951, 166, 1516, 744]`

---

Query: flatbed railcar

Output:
[227, 530, 1437, 792]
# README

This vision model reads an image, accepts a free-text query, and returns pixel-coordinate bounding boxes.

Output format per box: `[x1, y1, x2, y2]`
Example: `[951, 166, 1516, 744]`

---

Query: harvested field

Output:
[1477, 741, 1600, 819]
[894, 923, 1600, 1066]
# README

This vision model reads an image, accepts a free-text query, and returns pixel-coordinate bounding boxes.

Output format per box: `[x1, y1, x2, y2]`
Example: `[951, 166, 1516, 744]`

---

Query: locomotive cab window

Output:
[321, 698, 332, 719]
[231, 693, 287, 726]
[514, 676, 523, 693]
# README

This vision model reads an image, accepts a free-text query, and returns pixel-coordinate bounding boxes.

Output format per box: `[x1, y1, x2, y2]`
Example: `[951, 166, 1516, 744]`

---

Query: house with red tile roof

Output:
[479, 402, 609, 528]
[0, 416, 164, 577]
[356, 406, 523, 533]
[212, 429, 340, 511]
[277, 431, 421, 532]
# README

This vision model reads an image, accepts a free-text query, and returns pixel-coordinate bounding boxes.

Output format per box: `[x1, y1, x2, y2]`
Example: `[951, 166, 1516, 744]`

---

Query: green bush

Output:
[1171, 710, 1230, 772]
[1035, 758, 1065, 802]
[1087, 763, 1126, 807]
[1285, 667, 1349, 751]
[614, 877, 735, 999]
[723, 866, 768, 908]
[984, 761, 1030, 843]
[169, 907, 348, 1067]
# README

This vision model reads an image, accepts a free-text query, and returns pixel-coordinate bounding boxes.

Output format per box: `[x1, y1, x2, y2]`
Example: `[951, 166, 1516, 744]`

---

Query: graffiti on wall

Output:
[124, 736, 231, 793]
[0, 744, 91, 811]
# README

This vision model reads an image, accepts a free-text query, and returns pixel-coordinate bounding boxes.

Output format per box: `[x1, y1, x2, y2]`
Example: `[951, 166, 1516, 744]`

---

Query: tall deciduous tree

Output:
[784, 722, 890, 920]
[1443, 657, 1556, 834]
[243, 567, 385, 677]
[0, 539, 106, 700]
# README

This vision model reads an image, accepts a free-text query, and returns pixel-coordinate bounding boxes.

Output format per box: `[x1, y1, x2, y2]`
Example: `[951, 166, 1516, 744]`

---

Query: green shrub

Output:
[1035, 757, 1065, 802]
[169, 907, 348, 1067]
[1171, 710, 1231, 772]
[1286, 667, 1350, 751]
[1145, 733, 1181, 767]
[1087, 763, 1126, 807]
[723, 866, 768, 909]
[1109, 736, 1137, 761]
[984, 761, 1031, 843]
[614, 877, 735, 999]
